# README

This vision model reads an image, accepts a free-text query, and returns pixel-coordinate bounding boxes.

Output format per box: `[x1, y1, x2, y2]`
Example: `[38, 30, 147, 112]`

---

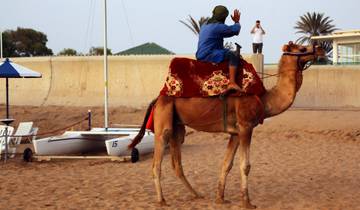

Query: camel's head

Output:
[282, 41, 326, 70]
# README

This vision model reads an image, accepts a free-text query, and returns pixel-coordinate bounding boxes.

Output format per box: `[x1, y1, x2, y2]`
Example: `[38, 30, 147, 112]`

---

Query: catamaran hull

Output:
[33, 132, 106, 155]
[105, 132, 154, 156]
[33, 128, 152, 156]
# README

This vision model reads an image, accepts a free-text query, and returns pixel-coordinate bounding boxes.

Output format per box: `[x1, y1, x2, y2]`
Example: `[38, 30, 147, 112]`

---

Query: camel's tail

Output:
[128, 98, 157, 149]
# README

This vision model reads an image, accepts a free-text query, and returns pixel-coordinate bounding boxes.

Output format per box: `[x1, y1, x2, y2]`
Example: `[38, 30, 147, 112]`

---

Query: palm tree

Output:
[180, 15, 234, 50]
[295, 12, 338, 55]
[179, 15, 209, 36]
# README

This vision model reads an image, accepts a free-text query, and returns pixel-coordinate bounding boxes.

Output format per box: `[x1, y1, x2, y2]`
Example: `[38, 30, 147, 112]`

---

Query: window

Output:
[338, 43, 360, 64]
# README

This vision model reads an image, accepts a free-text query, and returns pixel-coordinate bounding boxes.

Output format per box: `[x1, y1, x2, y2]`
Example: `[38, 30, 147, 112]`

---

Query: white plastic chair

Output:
[12, 122, 34, 145]
[8, 122, 34, 157]
[0, 125, 15, 159]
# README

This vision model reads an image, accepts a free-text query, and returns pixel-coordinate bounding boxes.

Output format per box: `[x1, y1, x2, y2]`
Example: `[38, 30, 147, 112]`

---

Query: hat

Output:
[208, 5, 229, 24]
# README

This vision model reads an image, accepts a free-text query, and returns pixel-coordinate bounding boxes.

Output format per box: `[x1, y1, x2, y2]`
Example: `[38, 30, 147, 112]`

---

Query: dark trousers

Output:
[252, 43, 263, 54]
[224, 51, 240, 67]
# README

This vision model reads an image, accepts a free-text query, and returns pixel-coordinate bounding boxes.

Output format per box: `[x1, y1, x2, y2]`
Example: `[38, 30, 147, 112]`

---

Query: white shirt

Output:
[252, 27, 264, 43]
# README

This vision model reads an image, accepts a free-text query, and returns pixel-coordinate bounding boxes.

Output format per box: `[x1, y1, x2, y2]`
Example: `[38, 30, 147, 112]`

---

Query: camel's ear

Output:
[282, 44, 290, 52]
[283, 41, 295, 52]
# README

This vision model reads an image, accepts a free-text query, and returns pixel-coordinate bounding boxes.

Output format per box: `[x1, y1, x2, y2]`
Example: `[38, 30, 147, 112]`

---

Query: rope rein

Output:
[1, 117, 88, 138]
[257, 71, 281, 79]
[180, 48, 317, 129]
[255, 47, 317, 80]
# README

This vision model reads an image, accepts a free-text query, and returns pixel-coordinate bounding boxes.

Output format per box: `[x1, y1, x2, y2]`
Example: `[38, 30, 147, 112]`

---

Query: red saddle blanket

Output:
[159, 57, 265, 97]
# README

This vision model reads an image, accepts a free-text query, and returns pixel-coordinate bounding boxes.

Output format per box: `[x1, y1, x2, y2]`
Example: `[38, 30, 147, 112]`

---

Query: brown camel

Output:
[129, 42, 325, 208]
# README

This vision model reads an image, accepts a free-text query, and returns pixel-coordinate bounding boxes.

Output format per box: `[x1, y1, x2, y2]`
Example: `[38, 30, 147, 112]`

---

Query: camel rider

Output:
[196, 5, 242, 91]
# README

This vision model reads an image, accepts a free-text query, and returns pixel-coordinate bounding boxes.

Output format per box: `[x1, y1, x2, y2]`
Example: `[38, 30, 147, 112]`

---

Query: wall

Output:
[0, 54, 259, 108]
[263, 64, 360, 108]
[1, 55, 359, 108]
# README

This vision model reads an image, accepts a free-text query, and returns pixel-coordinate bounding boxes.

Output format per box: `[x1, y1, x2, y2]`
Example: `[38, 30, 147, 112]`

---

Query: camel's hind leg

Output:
[152, 96, 173, 206]
[169, 124, 201, 198]
[215, 135, 240, 204]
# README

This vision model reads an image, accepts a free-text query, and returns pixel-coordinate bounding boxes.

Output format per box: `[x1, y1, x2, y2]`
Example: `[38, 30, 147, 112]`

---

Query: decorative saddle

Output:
[159, 58, 265, 97]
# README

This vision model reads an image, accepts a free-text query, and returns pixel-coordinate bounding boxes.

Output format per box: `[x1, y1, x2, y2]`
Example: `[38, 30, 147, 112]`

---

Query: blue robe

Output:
[196, 23, 241, 63]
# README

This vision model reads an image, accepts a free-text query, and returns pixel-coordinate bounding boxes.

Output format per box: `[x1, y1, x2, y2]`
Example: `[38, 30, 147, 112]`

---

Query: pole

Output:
[88, 110, 92, 131]
[1, 30, 3, 59]
[103, 0, 109, 130]
[4, 78, 9, 161]
[6, 78, 9, 119]
[4, 126, 8, 162]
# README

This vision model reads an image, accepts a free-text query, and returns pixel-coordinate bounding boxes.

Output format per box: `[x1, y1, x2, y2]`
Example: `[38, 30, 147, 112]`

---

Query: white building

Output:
[311, 30, 360, 64]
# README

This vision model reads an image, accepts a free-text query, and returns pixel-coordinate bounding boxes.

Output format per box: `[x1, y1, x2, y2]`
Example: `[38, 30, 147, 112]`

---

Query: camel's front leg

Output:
[216, 135, 239, 204]
[238, 127, 256, 209]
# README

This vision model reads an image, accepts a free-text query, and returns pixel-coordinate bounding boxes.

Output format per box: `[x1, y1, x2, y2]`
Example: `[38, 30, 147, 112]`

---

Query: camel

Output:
[129, 42, 325, 208]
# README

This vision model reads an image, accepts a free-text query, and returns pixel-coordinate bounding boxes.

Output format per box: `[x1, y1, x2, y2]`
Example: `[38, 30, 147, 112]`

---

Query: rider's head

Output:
[208, 5, 229, 24]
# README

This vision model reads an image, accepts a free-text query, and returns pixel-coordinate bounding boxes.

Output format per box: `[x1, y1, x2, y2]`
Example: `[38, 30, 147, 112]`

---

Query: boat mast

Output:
[1, 30, 3, 59]
[1, 30, 5, 119]
[103, 0, 109, 130]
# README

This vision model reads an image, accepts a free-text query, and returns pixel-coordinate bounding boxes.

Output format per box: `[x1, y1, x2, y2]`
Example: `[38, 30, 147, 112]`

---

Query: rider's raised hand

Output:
[231, 9, 240, 23]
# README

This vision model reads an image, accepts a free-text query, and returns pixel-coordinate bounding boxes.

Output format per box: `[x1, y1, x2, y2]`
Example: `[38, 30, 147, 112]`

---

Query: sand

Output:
[0, 105, 360, 210]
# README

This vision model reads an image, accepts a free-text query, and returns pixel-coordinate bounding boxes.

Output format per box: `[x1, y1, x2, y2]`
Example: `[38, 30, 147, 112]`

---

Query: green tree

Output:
[179, 15, 209, 36]
[88, 47, 112, 56]
[58, 48, 78, 56]
[2, 27, 53, 57]
[294, 12, 338, 54]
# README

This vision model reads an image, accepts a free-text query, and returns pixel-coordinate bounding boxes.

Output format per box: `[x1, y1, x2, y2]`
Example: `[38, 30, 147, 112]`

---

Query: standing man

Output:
[251, 20, 265, 54]
[196, 5, 242, 91]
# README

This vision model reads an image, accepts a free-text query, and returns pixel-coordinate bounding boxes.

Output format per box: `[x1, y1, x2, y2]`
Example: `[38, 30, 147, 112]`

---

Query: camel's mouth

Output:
[316, 51, 327, 60]
[302, 60, 314, 70]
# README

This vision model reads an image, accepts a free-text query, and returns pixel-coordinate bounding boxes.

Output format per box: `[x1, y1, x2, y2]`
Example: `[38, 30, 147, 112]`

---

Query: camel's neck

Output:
[261, 56, 301, 118]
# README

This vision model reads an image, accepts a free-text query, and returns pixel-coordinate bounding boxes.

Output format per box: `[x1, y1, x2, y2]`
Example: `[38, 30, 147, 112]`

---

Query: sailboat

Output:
[30, 0, 154, 161]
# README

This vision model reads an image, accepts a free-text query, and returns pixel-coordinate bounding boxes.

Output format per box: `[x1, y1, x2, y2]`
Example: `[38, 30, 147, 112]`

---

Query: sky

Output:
[1, 0, 359, 63]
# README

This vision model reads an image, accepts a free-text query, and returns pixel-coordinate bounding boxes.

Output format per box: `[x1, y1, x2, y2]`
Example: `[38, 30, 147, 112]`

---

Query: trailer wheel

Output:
[23, 148, 33, 162]
[131, 148, 139, 163]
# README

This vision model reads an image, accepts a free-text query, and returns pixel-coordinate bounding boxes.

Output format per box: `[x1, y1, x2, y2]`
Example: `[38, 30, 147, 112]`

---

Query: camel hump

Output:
[169, 57, 199, 70]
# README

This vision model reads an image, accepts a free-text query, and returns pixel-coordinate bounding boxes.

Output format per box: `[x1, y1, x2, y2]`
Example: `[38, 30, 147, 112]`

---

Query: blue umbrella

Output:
[0, 58, 42, 119]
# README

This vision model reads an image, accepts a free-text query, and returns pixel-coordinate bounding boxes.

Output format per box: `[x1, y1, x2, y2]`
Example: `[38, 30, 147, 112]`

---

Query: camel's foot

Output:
[240, 189, 256, 209]
[215, 197, 231, 204]
[157, 199, 169, 207]
[240, 200, 257, 209]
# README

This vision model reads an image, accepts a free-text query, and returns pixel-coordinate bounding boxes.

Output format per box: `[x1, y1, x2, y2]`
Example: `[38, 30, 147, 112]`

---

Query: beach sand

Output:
[0, 105, 360, 210]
